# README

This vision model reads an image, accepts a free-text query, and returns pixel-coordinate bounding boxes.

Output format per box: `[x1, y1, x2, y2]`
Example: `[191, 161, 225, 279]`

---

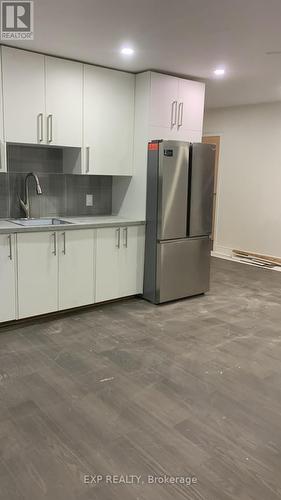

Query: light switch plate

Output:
[86, 194, 94, 207]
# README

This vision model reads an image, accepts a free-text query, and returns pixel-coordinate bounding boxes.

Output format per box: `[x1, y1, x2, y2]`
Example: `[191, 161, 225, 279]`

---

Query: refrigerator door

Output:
[188, 143, 215, 237]
[156, 237, 211, 303]
[158, 141, 189, 240]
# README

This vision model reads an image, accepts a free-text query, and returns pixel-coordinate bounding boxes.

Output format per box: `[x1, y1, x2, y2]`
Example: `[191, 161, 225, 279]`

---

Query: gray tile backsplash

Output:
[0, 145, 112, 218]
[65, 175, 112, 216]
[0, 173, 9, 218]
[7, 145, 64, 174]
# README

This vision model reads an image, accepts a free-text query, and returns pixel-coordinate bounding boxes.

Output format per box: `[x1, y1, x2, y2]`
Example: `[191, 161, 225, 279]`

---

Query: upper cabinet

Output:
[45, 57, 83, 147]
[0, 48, 5, 172]
[1, 48, 83, 147]
[1, 47, 45, 145]
[83, 65, 134, 175]
[149, 73, 178, 129]
[148, 71, 205, 142]
[0, 48, 205, 182]
[177, 78, 205, 133]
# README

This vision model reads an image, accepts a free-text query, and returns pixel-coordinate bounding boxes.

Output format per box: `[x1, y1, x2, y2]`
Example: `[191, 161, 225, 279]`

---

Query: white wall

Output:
[204, 101, 281, 258]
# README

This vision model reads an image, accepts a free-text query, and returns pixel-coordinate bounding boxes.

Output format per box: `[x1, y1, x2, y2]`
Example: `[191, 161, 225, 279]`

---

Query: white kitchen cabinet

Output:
[83, 65, 134, 175]
[178, 79, 205, 134]
[113, 71, 206, 219]
[1, 47, 45, 144]
[148, 71, 205, 138]
[58, 229, 95, 310]
[45, 56, 83, 147]
[0, 49, 6, 173]
[95, 225, 145, 302]
[95, 227, 120, 302]
[119, 225, 145, 297]
[0, 234, 17, 322]
[17, 232, 58, 318]
[149, 73, 179, 130]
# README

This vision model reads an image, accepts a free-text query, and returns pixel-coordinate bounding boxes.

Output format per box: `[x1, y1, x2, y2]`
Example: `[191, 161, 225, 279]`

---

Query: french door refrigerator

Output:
[143, 140, 215, 304]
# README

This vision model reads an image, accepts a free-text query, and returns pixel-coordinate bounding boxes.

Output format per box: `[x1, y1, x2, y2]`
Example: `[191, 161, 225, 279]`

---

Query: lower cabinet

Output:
[0, 234, 17, 322]
[1, 224, 145, 323]
[58, 229, 95, 310]
[17, 231, 58, 318]
[119, 225, 145, 297]
[95, 225, 145, 302]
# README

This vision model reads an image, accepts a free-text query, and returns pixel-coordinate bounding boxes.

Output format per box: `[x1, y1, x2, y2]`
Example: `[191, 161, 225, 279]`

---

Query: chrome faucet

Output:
[19, 172, 43, 218]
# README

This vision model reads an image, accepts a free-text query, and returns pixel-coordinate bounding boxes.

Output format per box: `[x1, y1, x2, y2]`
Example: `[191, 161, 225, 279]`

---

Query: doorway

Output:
[202, 135, 220, 248]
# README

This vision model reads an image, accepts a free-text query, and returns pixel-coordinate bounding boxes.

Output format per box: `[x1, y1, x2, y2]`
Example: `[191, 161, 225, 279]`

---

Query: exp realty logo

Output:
[1, 1, 34, 39]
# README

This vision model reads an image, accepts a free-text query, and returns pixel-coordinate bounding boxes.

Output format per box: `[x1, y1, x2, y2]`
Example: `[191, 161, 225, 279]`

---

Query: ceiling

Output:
[4, 0, 281, 108]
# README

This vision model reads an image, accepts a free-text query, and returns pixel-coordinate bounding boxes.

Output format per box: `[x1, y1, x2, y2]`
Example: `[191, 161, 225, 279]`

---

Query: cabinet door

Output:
[58, 230, 95, 310]
[178, 79, 205, 133]
[2, 47, 45, 144]
[119, 225, 145, 297]
[84, 65, 134, 175]
[0, 50, 6, 173]
[149, 72, 179, 130]
[45, 57, 83, 147]
[95, 227, 120, 302]
[17, 232, 58, 318]
[0, 234, 16, 322]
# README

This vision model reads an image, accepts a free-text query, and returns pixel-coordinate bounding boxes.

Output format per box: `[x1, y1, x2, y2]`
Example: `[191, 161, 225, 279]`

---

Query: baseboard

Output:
[211, 245, 232, 259]
[211, 245, 281, 272]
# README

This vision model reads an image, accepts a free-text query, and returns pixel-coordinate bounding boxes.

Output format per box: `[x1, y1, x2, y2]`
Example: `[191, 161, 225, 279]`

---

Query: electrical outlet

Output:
[86, 194, 94, 207]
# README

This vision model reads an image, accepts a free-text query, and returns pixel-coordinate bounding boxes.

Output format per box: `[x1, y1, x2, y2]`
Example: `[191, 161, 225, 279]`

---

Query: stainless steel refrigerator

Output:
[143, 140, 215, 304]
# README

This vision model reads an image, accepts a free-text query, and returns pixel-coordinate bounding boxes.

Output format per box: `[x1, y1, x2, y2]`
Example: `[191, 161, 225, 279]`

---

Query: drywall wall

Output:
[204, 101, 281, 258]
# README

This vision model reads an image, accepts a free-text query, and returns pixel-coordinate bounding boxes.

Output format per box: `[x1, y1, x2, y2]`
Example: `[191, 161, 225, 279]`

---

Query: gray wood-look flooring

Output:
[1, 257, 281, 500]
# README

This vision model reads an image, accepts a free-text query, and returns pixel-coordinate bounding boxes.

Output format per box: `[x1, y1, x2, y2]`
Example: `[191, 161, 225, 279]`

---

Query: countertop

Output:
[0, 216, 145, 234]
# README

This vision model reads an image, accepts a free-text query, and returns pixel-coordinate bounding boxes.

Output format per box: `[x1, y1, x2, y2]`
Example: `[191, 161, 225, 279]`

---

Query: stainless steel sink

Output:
[8, 218, 73, 227]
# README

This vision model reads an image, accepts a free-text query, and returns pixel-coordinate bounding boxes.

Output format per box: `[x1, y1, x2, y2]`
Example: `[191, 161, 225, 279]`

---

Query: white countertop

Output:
[0, 216, 145, 234]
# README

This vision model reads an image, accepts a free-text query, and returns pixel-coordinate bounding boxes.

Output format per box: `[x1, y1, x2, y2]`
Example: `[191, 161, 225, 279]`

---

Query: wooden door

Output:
[202, 135, 220, 246]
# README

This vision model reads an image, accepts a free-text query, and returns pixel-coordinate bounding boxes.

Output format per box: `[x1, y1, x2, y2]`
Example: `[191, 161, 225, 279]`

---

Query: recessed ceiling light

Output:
[214, 68, 225, 76]
[121, 47, 134, 55]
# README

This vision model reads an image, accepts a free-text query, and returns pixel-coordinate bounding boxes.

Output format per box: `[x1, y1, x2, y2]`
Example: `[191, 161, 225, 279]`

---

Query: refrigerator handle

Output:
[171, 101, 178, 128]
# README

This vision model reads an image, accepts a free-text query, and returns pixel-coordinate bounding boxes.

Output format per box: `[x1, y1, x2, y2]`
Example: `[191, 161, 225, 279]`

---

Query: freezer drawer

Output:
[157, 237, 211, 303]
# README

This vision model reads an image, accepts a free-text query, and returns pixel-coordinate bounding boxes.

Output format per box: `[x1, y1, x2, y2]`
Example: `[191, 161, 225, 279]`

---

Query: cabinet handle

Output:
[86, 147, 90, 173]
[8, 234, 12, 260]
[37, 113, 43, 142]
[115, 228, 120, 248]
[62, 232, 66, 255]
[123, 227, 128, 247]
[47, 114, 53, 143]
[52, 232, 57, 255]
[178, 102, 183, 128]
[171, 100, 178, 128]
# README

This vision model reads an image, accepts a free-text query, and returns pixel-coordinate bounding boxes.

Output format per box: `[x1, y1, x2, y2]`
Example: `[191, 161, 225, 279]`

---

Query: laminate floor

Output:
[1, 257, 281, 500]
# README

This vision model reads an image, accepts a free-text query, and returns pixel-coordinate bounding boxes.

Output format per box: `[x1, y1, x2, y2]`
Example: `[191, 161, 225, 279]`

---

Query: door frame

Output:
[202, 133, 222, 251]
